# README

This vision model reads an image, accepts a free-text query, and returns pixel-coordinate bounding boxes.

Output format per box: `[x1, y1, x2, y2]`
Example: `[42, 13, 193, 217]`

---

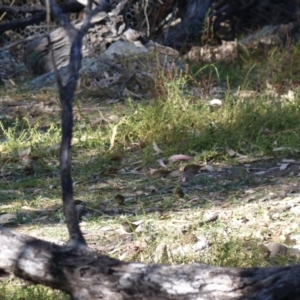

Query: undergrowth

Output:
[0, 281, 69, 300]
[117, 72, 300, 162]
[1, 40, 300, 299]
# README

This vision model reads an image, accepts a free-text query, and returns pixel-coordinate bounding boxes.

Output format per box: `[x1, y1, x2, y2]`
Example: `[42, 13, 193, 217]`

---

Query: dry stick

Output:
[0, 0, 15, 23]
[0, 4, 45, 15]
[164, 0, 178, 43]
[46, 0, 110, 246]
[143, 0, 150, 37]
[0, 12, 45, 34]
[0, 33, 48, 51]
[0, 2, 84, 34]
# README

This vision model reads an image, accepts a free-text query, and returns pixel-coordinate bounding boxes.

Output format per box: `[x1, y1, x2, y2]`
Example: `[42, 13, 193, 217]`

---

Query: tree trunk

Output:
[164, 0, 212, 51]
[1, 226, 300, 300]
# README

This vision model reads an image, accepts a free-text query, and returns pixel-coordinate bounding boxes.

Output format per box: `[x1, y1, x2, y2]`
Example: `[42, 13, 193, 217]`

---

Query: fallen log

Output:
[1, 226, 300, 300]
[2, 1, 300, 299]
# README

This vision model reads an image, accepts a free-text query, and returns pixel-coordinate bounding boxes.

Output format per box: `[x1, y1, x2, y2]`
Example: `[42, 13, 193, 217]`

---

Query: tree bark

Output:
[1, 226, 300, 300]
[24, 1, 126, 75]
[164, 0, 212, 51]
[2, 1, 300, 299]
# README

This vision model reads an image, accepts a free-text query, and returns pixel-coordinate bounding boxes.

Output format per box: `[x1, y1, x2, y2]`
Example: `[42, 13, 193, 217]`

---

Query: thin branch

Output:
[0, 33, 47, 51]
[46, 0, 83, 246]
[0, 2, 84, 34]
[0, 12, 45, 34]
[143, 0, 150, 37]
[0, 0, 15, 22]
[0, 4, 45, 15]
[44, 0, 110, 246]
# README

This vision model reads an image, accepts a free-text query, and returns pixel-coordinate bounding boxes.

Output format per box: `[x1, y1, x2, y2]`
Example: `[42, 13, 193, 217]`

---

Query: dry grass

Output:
[1, 41, 300, 298]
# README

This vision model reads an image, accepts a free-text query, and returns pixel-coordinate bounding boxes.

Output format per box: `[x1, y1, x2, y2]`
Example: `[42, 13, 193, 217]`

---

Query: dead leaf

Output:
[145, 185, 157, 193]
[284, 234, 296, 246]
[0, 205, 13, 209]
[282, 159, 296, 163]
[182, 233, 198, 245]
[193, 238, 209, 252]
[72, 138, 79, 145]
[0, 190, 22, 195]
[200, 214, 219, 226]
[21, 206, 37, 211]
[245, 189, 256, 194]
[107, 114, 121, 123]
[89, 182, 109, 190]
[18, 147, 32, 165]
[187, 196, 201, 203]
[106, 98, 121, 104]
[169, 170, 180, 178]
[281, 90, 295, 101]
[168, 154, 193, 162]
[32, 188, 42, 194]
[225, 148, 236, 157]
[157, 159, 167, 168]
[209, 99, 222, 107]
[254, 171, 266, 175]
[258, 244, 270, 257]
[34, 215, 49, 221]
[273, 147, 299, 152]
[279, 163, 290, 170]
[201, 164, 215, 172]
[133, 240, 148, 250]
[109, 124, 118, 150]
[129, 160, 144, 166]
[120, 221, 140, 233]
[153, 141, 163, 155]
[9, 79, 16, 87]
[154, 243, 168, 263]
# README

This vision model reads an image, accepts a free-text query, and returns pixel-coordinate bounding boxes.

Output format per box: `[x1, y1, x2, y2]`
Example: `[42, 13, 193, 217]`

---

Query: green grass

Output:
[117, 82, 300, 161]
[1, 41, 300, 298]
[0, 280, 69, 300]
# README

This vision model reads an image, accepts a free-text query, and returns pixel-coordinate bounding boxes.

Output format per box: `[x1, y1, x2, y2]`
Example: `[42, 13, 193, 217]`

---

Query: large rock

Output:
[103, 40, 148, 59]
[24, 40, 180, 97]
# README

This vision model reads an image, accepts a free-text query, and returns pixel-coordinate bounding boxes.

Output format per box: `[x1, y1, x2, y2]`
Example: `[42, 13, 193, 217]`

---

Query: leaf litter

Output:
[1, 93, 300, 266]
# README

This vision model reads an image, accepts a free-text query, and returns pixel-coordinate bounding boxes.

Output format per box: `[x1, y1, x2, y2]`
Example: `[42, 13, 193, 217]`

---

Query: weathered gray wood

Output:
[1, 226, 300, 300]
[25, 0, 127, 75]
[2, 1, 300, 300]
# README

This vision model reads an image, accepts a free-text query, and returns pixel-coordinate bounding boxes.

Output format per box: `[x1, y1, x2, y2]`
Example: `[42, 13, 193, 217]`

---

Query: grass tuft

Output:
[1, 39, 300, 299]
